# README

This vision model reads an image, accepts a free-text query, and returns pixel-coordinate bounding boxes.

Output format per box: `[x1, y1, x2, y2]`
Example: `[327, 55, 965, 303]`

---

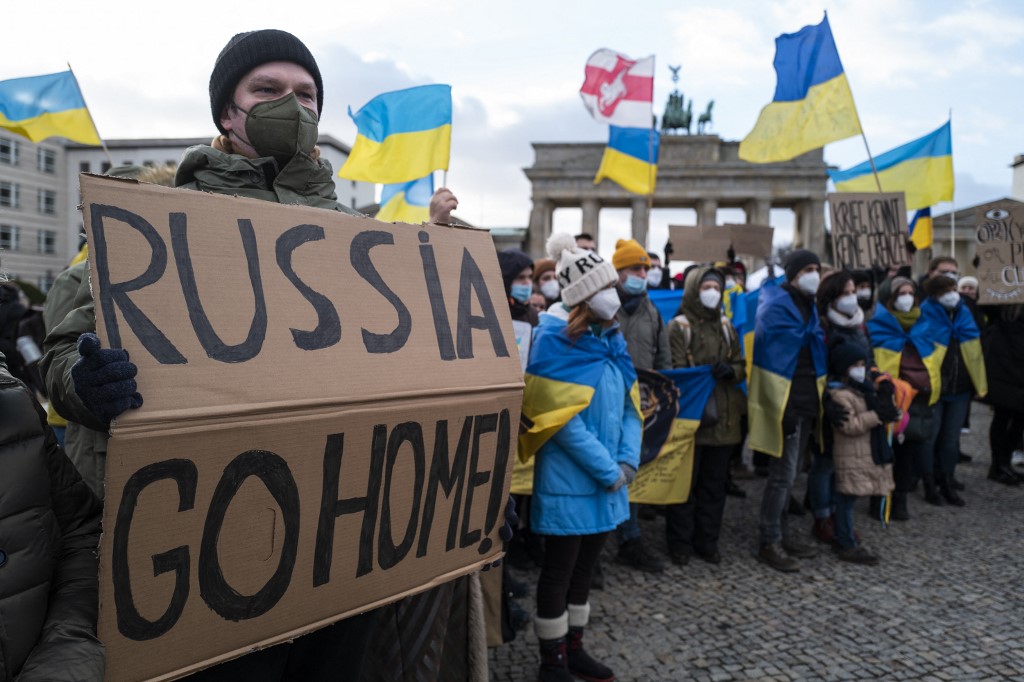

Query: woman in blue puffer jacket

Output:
[520, 234, 642, 682]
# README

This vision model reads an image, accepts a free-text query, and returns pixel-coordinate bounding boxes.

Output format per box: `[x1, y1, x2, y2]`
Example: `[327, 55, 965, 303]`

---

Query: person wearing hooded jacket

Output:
[664, 266, 746, 565]
[983, 304, 1024, 485]
[39, 29, 490, 682]
[0, 351, 103, 682]
[522, 233, 641, 682]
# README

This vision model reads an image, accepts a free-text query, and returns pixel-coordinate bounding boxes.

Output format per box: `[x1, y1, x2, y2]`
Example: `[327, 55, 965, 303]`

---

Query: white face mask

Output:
[699, 288, 722, 310]
[540, 280, 560, 300]
[725, 278, 737, 289]
[588, 288, 621, 320]
[797, 271, 820, 296]
[939, 291, 961, 310]
[646, 268, 663, 288]
[894, 293, 915, 313]
[834, 294, 859, 316]
[856, 288, 872, 301]
[848, 366, 866, 384]
[942, 271, 959, 281]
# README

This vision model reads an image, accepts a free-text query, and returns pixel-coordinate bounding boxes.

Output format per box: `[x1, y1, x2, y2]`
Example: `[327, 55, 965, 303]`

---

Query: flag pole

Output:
[67, 63, 113, 167]
[645, 55, 656, 251]
[948, 109, 955, 258]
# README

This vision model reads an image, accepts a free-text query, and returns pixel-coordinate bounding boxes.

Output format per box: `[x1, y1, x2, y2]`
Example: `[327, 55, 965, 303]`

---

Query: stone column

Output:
[581, 198, 600, 249]
[526, 198, 554, 257]
[631, 197, 649, 249]
[745, 198, 771, 226]
[796, 199, 827, 257]
[697, 198, 718, 227]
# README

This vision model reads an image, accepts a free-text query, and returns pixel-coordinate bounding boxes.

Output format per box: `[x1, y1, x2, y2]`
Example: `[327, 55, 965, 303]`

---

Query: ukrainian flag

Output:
[909, 207, 934, 250]
[629, 367, 717, 504]
[594, 125, 659, 195]
[866, 302, 945, 405]
[376, 174, 433, 223]
[919, 298, 988, 399]
[0, 71, 100, 145]
[739, 15, 862, 163]
[338, 84, 451, 184]
[828, 122, 954, 210]
[747, 281, 828, 457]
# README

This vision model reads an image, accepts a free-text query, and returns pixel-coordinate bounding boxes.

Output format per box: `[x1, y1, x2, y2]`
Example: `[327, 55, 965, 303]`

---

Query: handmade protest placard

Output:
[723, 224, 774, 257]
[80, 174, 523, 681]
[668, 226, 731, 262]
[827, 192, 909, 270]
[974, 201, 1024, 304]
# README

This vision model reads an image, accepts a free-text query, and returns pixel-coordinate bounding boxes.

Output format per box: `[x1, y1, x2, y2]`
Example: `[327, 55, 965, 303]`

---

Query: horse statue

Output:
[661, 91, 692, 134]
[696, 100, 714, 134]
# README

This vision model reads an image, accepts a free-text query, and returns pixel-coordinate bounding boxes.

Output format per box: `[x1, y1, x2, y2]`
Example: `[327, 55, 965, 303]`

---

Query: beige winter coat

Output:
[829, 385, 895, 497]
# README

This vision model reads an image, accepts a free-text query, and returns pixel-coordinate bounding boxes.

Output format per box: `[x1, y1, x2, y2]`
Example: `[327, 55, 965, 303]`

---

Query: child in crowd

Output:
[823, 341, 900, 564]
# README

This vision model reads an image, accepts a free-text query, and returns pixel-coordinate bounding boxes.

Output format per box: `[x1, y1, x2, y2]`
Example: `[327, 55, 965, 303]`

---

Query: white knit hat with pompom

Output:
[546, 233, 618, 307]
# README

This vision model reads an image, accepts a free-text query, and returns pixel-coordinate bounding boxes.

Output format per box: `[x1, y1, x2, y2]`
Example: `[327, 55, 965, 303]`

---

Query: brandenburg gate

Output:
[523, 135, 828, 259]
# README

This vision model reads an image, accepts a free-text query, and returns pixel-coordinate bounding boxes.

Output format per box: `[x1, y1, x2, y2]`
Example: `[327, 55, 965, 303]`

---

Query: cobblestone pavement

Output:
[489, 403, 1024, 681]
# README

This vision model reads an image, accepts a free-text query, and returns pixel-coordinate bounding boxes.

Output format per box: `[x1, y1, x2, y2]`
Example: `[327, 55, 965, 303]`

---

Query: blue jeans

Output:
[930, 395, 971, 478]
[808, 451, 834, 520]
[833, 493, 858, 548]
[758, 416, 812, 545]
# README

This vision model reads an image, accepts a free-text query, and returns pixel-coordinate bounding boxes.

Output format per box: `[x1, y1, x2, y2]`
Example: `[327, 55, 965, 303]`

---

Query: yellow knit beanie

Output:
[612, 239, 651, 271]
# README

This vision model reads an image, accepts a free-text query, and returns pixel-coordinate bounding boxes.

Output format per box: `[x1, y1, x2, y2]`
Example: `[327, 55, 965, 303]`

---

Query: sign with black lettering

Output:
[827, 192, 909, 270]
[80, 175, 523, 681]
[974, 200, 1024, 304]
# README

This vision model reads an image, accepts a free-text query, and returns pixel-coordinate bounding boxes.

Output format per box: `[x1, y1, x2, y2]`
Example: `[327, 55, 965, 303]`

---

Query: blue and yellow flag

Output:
[338, 84, 451, 183]
[739, 14, 862, 163]
[628, 367, 717, 505]
[0, 70, 100, 145]
[376, 174, 433, 223]
[594, 125, 659, 195]
[747, 281, 828, 457]
[909, 207, 934, 250]
[866, 302, 945, 405]
[919, 298, 988, 399]
[828, 122, 953, 210]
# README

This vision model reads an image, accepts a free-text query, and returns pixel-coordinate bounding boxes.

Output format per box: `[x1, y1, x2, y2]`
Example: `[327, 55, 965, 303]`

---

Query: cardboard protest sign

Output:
[723, 224, 774, 257]
[827, 192, 909, 270]
[668, 226, 731, 262]
[80, 174, 523, 681]
[975, 201, 1024, 304]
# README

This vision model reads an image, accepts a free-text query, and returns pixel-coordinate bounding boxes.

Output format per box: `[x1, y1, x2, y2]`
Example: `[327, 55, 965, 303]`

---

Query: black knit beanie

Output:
[497, 249, 534, 295]
[784, 249, 821, 282]
[828, 339, 867, 377]
[209, 29, 324, 134]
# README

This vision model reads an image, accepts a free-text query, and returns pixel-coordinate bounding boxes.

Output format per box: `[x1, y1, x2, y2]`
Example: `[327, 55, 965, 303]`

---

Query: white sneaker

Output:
[1012, 450, 1024, 467]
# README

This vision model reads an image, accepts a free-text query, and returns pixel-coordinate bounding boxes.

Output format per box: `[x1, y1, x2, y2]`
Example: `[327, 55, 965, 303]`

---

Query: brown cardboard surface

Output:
[827, 192, 909, 270]
[80, 175, 524, 681]
[974, 201, 1024, 304]
[722, 224, 774, 257]
[667, 226, 731, 263]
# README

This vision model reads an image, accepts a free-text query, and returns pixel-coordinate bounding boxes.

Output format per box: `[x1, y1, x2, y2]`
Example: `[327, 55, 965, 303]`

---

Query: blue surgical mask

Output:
[510, 283, 532, 304]
[622, 275, 648, 296]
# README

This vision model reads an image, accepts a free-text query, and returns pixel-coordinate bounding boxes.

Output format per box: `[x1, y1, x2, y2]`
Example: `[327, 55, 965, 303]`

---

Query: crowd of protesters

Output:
[1, 27, 1022, 682]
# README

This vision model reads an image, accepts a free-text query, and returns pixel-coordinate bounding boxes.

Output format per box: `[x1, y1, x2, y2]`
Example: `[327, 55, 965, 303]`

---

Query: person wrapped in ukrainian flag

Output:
[518, 232, 642, 682]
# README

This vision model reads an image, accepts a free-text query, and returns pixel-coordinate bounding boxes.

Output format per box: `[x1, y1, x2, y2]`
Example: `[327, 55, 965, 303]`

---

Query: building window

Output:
[0, 182, 19, 208]
[38, 271, 54, 292]
[121, 160, 132, 166]
[79, 161, 91, 173]
[0, 137, 18, 165]
[0, 224, 20, 251]
[101, 161, 111, 173]
[37, 229, 57, 254]
[37, 147, 57, 174]
[38, 189, 57, 215]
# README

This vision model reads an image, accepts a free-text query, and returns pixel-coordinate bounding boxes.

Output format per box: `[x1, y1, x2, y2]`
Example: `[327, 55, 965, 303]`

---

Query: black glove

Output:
[906, 239, 917, 255]
[664, 240, 674, 261]
[873, 382, 900, 422]
[71, 332, 142, 424]
[727, 246, 736, 263]
[482, 496, 519, 572]
[972, 254, 981, 269]
[712, 361, 735, 381]
[823, 395, 849, 427]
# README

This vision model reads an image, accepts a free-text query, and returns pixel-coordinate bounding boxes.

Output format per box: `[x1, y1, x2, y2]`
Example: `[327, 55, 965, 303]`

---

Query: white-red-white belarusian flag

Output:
[580, 49, 655, 128]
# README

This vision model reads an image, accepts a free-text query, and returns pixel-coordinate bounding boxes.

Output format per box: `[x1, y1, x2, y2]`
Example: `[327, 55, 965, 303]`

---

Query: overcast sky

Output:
[10, 0, 1021, 259]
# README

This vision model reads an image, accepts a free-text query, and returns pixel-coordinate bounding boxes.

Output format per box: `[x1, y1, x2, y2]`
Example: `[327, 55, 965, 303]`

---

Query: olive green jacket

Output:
[667, 267, 747, 447]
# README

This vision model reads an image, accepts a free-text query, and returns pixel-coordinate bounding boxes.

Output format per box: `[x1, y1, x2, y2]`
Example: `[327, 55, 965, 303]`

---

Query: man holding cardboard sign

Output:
[41, 29, 515, 682]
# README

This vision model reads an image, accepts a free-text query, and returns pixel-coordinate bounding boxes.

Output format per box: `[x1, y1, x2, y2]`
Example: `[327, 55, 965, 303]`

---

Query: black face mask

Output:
[231, 93, 319, 165]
